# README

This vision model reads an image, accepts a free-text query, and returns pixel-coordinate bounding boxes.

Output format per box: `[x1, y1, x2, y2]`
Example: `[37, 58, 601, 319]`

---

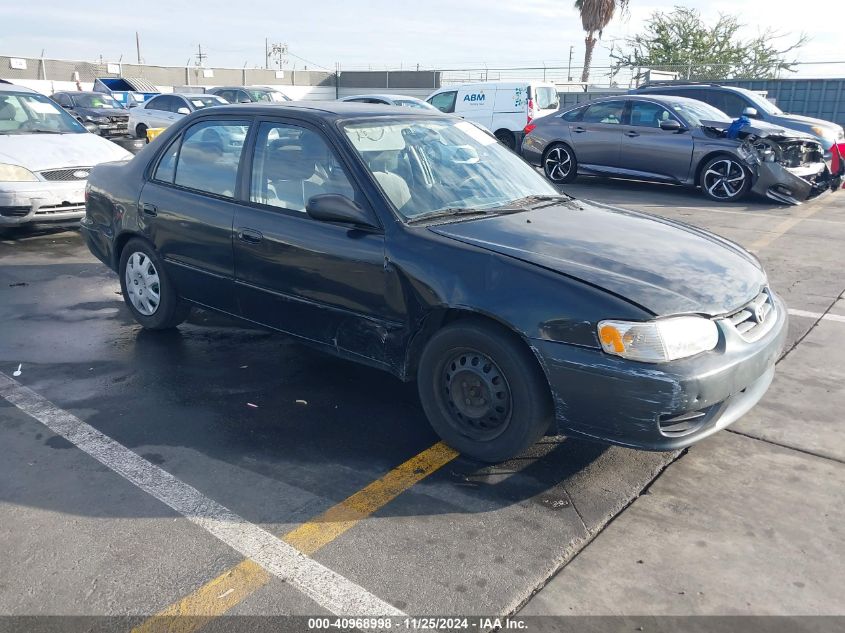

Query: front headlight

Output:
[598, 316, 719, 363]
[86, 115, 109, 123]
[0, 163, 38, 182]
[810, 125, 835, 142]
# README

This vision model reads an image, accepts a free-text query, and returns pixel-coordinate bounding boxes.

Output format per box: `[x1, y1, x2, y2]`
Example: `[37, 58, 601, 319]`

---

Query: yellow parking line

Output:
[133, 441, 459, 633]
[748, 204, 821, 252]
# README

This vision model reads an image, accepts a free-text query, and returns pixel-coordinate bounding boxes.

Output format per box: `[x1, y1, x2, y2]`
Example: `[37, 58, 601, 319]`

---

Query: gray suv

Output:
[630, 83, 844, 150]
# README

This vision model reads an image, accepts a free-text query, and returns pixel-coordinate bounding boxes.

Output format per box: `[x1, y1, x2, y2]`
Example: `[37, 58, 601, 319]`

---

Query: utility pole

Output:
[135, 32, 142, 64]
[567, 45, 574, 82]
[267, 42, 288, 71]
[195, 43, 207, 67]
[265, 38, 269, 70]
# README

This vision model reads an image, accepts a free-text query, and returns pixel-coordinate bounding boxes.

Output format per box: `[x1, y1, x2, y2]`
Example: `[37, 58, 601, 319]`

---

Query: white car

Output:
[339, 94, 439, 110]
[0, 84, 132, 229]
[426, 81, 560, 150]
[129, 93, 227, 140]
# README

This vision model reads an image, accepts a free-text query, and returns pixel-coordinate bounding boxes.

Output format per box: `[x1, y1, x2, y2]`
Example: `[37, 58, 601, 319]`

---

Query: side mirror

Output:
[238, 97, 252, 103]
[83, 122, 99, 134]
[60, 103, 72, 109]
[177, 107, 191, 115]
[742, 107, 759, 118]
[659, 119, 683, 132]
[306, 194, 379, 230]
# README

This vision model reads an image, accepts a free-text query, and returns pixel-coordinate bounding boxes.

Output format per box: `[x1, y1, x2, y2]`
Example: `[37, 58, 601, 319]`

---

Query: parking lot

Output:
[1, 178, 843, 630]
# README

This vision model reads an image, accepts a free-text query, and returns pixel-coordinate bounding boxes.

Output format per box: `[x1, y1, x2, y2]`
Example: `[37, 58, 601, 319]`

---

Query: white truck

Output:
[425, 81, 559, 150]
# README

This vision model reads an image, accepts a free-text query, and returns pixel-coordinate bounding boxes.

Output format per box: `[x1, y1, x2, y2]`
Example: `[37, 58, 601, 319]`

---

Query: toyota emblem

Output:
[73, 170, 90, 179]
[753, 305, 766, 323]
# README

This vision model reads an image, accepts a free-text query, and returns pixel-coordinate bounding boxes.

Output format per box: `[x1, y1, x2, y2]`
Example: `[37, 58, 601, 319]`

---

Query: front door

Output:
[620, 101, 694, 182]
[232, 119, 398, 366]
[137, 117, 251, 313]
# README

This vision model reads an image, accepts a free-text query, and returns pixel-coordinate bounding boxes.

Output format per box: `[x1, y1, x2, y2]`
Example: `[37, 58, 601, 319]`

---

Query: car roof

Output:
[0, 84, 37, 94]
[342, 94, 425, 101]
[53, 91, 108, 97]
[191, 101, 451, 120]
[635, 83, 743, 93]
[586, 94, 716, 106]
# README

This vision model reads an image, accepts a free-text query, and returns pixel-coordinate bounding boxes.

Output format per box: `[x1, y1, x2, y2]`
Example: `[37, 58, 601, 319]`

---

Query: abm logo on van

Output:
[464, 91, 485, 104]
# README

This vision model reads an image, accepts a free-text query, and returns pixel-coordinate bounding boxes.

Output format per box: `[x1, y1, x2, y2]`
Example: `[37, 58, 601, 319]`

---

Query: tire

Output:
[699, 154, 751, 202]
[118, 238, 189, 330]
[494, 129, 516, 150]
[543, 142, 578, 184]
[135, 123, 148, 142]
[417, 319, 553, 462]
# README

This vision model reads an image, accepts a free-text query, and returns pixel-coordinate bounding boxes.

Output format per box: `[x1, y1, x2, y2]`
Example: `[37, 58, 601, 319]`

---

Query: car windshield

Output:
[739, 88, 783, 115]
[534, 86, 559, 110]
[72, 93, 124, 109]
[0, 92, 87, 134]
[342, 117, 560, 221]
[669, 100, 731, 126]
[188, 96, 227, 109]
[249, 89, 289, 103]
[394, 99, 437, 110]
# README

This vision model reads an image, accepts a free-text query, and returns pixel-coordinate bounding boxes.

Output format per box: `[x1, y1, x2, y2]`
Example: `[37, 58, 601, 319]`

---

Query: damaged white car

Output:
[523, 94, 844, 204]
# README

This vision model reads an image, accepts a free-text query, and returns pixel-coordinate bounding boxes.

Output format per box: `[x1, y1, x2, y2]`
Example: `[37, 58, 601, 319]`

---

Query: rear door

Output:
[620, 100, 694, 181]
[569, 99, 626, 169]
[137, 117, 251, 313]
[232, 118, 397, 364]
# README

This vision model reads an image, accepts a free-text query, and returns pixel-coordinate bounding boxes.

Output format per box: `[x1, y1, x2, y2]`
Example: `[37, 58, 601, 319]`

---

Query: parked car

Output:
[0, 84, 132, 229]
[426, 80, 559, 149]
[50, 91, 146, 154]
[340, 94, 438, 110]
[523, 95, 842, 204]
[82, 102, 786, 461]
[129, 93, 228, 140]
[630, 82, 845, 154]
[207, 86, 290, 104]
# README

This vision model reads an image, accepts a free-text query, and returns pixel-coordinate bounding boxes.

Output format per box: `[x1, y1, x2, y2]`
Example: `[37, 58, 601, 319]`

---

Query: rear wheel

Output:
[118, 238, 189, 329]
[494, 129, 516, 150]
[417, 320, 553, 462]
[543, 143, 578, 184]
[135, 123, 148, 142]
[700, 155, 750, 202]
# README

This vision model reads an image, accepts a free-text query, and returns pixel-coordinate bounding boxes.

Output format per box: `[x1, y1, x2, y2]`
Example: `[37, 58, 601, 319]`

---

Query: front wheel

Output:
[119, 238, 189, 329]
[543, 143, 578, 184]
[417, 320, 553, 462]
[135, 123, 148, 142]
[700, 155, 750, 202]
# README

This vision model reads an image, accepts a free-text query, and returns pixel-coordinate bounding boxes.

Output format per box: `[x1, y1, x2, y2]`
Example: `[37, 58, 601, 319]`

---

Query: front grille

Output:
[39, 168, 93, 181]
[724, 289, 777, 342]
[0, 206, 30, 217]
[34, 204, 84, 215]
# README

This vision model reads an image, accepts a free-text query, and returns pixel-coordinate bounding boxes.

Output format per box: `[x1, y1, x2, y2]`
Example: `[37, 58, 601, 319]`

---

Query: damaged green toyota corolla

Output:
[82, 102, 788, 462]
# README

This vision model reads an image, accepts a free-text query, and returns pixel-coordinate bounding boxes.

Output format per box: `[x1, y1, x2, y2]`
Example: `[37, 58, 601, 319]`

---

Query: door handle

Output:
[624, 130, 640, 137]
[142, 203, 157, 217]
[572, 126, 586, 133]
[237, 228, 263, 244]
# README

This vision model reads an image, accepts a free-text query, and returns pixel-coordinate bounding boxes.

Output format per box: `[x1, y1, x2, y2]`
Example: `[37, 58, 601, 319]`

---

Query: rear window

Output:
[534, 87, 559, 110]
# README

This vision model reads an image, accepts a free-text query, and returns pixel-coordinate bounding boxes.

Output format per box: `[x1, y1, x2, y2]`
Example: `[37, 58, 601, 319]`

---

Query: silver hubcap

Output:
[703, 159, 746, 199]
[125, 252, 161, 316]
[544, 147, 572, 182]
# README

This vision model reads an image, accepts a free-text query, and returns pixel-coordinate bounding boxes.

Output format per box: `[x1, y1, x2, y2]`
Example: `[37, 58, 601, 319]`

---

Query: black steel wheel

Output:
[418, 319, 553, 462]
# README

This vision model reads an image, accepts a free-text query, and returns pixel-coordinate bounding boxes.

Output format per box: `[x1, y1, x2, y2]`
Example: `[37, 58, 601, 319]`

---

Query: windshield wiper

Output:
[25, 129, 64, 134]
[406, 207, 493, 225]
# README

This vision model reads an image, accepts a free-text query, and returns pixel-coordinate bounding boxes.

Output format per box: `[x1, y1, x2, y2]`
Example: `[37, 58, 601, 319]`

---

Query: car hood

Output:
[75, 107, 129, 118]
[0, 132, 132, 171]
[699, 118, 816, 142]
[428, 200, 765, 317]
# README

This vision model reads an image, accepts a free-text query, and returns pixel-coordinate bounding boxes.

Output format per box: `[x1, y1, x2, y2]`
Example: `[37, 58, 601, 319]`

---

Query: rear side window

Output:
[428, 91, 457, 113]
[534, 87, 559, 110]
[171, 120, 250, 198]
[582, 101, 625, 124]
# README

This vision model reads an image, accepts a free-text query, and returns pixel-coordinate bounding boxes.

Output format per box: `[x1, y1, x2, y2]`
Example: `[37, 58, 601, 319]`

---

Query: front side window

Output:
[630, 102, 676, 127]
[561, 105, 586, 121]
[250, 122, 356, 212]
[53, 94, 72, 108]
[0, 92, 86, 134]
[342, 118, 558, 220]
[172, 120, 249, 197]
[428, 91, 457, 113]
[153, 137, 180, 183]
[248, 89, 288, 103]
[582, 101, 625, 124]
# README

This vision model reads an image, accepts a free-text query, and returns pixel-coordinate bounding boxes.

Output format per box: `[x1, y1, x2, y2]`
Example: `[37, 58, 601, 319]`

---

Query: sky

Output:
[0, 0, 841, 75]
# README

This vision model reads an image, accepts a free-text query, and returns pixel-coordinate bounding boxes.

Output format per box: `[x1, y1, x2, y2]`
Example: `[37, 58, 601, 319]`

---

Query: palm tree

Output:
[575, 0, 629, 83]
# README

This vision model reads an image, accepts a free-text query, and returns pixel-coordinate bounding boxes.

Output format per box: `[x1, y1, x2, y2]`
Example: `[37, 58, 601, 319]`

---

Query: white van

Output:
[426, 81, 559, 149]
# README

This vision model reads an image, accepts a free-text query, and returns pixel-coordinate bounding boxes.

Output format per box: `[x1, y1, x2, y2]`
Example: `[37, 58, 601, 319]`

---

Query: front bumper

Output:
[0, 181, 86, 226]
[532, 292, 788, 451]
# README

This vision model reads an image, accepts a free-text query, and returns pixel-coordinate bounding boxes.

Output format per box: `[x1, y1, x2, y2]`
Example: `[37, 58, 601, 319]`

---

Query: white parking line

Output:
[787, 308, 845, 323]
[0, 372, 404, 618]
